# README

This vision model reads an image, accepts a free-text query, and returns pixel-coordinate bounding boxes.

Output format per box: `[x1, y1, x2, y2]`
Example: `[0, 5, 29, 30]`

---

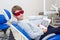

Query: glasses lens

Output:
[14, 10, 24, 16]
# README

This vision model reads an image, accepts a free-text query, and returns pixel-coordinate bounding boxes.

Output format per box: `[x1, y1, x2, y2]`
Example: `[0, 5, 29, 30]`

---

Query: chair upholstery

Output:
[47, 34, 60, 40]
[0, 9, 11, 30]
[0, 9, 11, 40]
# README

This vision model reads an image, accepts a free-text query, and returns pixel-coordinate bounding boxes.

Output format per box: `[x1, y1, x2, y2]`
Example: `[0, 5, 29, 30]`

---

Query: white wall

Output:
[0, 0, 43, 17]
[44, 0, 60, 15]
[46, 0, 60, 11]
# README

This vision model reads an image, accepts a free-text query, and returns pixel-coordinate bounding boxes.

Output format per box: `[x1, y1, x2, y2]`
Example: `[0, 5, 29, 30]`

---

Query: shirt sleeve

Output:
[27, 21, 44, 35]
[18, 21, 44, 39]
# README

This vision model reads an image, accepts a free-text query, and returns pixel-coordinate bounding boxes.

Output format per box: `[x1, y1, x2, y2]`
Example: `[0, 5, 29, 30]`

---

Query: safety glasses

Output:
[14, 10, 24, 16]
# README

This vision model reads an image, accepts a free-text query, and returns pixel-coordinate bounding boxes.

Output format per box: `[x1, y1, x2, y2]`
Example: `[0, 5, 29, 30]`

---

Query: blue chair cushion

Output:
[0, 9, 11, 24]
[0, 15, 7, 24]
[0, 24, 10, 30]
[12, 22, 31, 40]
[4, 9, 11, 19]
[47, 34, 60, 40]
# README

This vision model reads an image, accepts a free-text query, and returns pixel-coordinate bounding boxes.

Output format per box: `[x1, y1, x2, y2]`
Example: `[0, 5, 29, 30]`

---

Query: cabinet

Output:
[52, 16, 60, 26]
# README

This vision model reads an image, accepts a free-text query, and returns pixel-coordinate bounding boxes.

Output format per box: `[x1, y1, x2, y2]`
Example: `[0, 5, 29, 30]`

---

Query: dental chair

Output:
[2, 9, 31, 40]
[0, 9, 11, 40]
[4, 9, 60, 40]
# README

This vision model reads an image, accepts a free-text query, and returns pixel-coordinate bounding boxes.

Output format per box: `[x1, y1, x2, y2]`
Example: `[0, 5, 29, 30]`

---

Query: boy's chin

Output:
[19, 18, 23, 20]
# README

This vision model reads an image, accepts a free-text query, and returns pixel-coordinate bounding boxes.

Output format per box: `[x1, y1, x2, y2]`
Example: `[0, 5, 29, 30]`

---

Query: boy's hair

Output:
[12, 5, 22, 15]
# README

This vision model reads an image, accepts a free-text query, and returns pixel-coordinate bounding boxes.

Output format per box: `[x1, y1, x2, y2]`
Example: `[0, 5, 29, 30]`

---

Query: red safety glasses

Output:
[14, 10, 24, 16]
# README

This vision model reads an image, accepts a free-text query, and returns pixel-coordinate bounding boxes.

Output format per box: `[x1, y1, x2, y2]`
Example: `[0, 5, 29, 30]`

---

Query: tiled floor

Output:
[0, 31, 9, 40]
[0, 28, 15, 40]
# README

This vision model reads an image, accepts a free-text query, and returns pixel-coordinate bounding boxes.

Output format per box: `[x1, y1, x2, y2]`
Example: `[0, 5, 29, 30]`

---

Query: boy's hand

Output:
[43, 28, 47, 33]
[37, 24, 47, 32]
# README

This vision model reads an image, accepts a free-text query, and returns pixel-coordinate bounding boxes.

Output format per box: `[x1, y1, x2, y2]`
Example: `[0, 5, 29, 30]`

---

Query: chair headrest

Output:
[0, 9, 11, 24]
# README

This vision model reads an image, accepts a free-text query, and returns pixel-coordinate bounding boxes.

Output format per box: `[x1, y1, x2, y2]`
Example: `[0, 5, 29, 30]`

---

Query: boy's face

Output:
[14, 10, 24, 20]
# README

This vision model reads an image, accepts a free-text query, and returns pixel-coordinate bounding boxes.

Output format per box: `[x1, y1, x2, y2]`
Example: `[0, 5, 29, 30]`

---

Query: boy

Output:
[11, 5, 47, 40]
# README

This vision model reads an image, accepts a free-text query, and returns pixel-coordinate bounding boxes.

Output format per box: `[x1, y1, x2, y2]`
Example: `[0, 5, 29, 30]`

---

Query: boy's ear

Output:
[13, 15, 15, 16]
[13, 15, 17, 18]
[13, 15, 16, 17]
